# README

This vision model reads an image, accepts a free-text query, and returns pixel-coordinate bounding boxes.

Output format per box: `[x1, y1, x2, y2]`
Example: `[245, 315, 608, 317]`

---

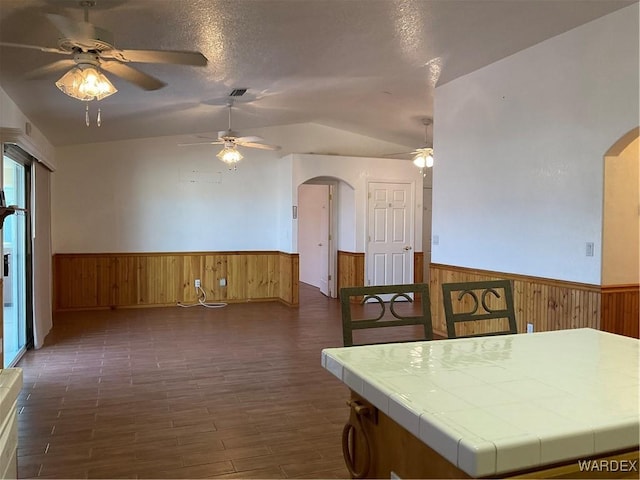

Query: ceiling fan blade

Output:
[235, 136, 264, 144]
[383, 151, 415, 158]
[203, 92, 264, 106]
[0, 41, 67, 55]
[178, 141, 224, 147]
[101, 61, 166, 91]
[112, 49, 207, 66]
[24, 59, 76, 79]
[239, 142, 281, 151]
[46, 14, 99, 46]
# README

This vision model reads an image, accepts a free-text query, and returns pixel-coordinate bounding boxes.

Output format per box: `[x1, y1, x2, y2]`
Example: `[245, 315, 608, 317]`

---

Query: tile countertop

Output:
[321, 328, 639, 477]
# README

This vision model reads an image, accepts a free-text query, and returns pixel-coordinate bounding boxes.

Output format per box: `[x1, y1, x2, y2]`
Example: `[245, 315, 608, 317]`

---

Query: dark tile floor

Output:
[15, 284, 354, 479]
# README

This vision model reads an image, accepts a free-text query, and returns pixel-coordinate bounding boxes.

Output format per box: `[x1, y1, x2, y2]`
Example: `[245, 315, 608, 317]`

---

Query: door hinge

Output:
[328, 234, 332, 241]
[328, 275, 332, 280]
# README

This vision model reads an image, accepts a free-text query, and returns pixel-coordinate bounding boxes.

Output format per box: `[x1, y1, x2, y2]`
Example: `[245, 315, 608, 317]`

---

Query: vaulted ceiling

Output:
[0, 0, 634, 148]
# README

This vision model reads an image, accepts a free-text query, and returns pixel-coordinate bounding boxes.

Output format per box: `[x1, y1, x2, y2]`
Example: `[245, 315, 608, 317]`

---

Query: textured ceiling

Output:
[0, 0, 634, 148]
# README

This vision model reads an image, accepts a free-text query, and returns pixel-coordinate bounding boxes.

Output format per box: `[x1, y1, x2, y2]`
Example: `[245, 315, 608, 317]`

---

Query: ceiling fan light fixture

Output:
[217, 145, 243, 165]
[55, 64, 117, 101]
[413, 148, 434, 169]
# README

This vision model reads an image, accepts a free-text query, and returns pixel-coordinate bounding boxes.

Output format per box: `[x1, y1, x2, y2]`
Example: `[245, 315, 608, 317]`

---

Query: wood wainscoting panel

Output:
[138, 255, 181, 305]
[247, 253, 278, 300]
[54, 255, 112, 309]
[204, 253, 229, 301]
[337, 251, 365, 294]
[430, 263, 601, 337]
[54, 251, 299, 311]
[601, 285, 639, 338]
[227, 254, 249, 301]
[278, 252, 299, 306]
[182, 254, 203, 303]
[414, 252, 424, 284]
[114, 256, 138, 307]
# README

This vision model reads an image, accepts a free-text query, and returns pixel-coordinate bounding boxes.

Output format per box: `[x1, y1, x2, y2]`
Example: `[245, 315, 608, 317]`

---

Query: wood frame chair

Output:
[441, 280, 517, 339]
[340, 283, 433, 347]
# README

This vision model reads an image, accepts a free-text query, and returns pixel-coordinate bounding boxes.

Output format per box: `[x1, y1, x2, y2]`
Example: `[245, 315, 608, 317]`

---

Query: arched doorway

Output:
[297, 176, 354, 298]
[601, 127, 639, 338]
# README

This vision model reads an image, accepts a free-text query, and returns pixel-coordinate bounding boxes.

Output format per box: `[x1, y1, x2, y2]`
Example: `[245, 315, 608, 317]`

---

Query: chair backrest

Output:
[340, 283, 433, 347]
[441, 280, 517, 339]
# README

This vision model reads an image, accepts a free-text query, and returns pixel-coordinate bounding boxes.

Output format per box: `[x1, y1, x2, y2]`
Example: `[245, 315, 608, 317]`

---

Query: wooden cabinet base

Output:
[345, 392, 639, 479]
[344, 392, 469, 478]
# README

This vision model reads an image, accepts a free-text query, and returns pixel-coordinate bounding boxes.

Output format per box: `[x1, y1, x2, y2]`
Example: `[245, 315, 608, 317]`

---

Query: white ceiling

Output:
[0, 0, 634, 148]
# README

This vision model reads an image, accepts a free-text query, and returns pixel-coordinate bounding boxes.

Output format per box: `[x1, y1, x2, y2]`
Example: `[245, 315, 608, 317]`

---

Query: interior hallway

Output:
[15, 284, 353, 479]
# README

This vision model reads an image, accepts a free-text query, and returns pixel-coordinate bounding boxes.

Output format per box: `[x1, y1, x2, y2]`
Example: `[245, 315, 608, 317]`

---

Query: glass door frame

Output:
[2, 144, 33, 367]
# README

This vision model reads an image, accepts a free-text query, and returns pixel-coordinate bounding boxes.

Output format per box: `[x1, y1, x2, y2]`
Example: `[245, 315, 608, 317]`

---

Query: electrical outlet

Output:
[527, 323, 534, 333]
[219, 278, 226, 287]
[194, 279, 201, 288]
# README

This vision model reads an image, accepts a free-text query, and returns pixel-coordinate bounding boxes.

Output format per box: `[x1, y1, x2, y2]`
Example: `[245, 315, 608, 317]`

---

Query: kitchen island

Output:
[322, 328, 639, 478]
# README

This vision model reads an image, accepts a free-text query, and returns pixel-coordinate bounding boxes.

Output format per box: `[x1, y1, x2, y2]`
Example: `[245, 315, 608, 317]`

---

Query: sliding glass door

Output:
[3, 149, 31, 367]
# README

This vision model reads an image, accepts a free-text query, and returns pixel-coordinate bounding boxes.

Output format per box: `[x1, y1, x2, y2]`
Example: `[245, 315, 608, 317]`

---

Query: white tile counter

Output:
[0, 369, 22, 479]
[322, 328, 639, 477]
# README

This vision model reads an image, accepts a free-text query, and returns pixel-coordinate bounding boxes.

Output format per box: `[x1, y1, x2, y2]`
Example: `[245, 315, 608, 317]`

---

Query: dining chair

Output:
[441, 280, 517, 339]
[340, 283, 433, 347]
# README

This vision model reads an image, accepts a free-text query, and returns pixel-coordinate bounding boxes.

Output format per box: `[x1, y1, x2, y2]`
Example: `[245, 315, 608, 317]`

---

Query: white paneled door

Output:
[367, 182, 413, 287]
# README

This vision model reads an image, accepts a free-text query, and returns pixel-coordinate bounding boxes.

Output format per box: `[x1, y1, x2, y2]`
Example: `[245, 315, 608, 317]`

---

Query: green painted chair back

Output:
[441, 280, 517, 339]
[340, 283, 433, 347]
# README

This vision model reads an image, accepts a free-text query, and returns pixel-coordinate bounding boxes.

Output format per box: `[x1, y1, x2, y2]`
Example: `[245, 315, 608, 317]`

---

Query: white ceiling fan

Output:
[0, 0, 207, 96]
[179, 97, 281, 167]
[387, 117, 434, 171]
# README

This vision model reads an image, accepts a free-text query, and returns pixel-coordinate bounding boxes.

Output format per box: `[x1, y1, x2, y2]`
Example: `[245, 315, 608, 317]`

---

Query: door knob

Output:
[403, 246, 412, 251]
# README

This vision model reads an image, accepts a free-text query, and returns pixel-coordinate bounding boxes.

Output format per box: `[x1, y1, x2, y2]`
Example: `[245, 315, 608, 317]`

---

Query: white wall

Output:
[0, 86, 56, 170]
[54, 135, 285, 253]
[52, 123, 414, 253]
[432, 4, 639, 284]
[338, 181, 356, 251]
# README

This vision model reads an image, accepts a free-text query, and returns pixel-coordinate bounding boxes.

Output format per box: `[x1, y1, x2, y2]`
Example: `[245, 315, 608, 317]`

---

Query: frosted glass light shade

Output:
[413, 148, 434, 169]
[56, 65, 117, 101]
[217, 146, 243, 164]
